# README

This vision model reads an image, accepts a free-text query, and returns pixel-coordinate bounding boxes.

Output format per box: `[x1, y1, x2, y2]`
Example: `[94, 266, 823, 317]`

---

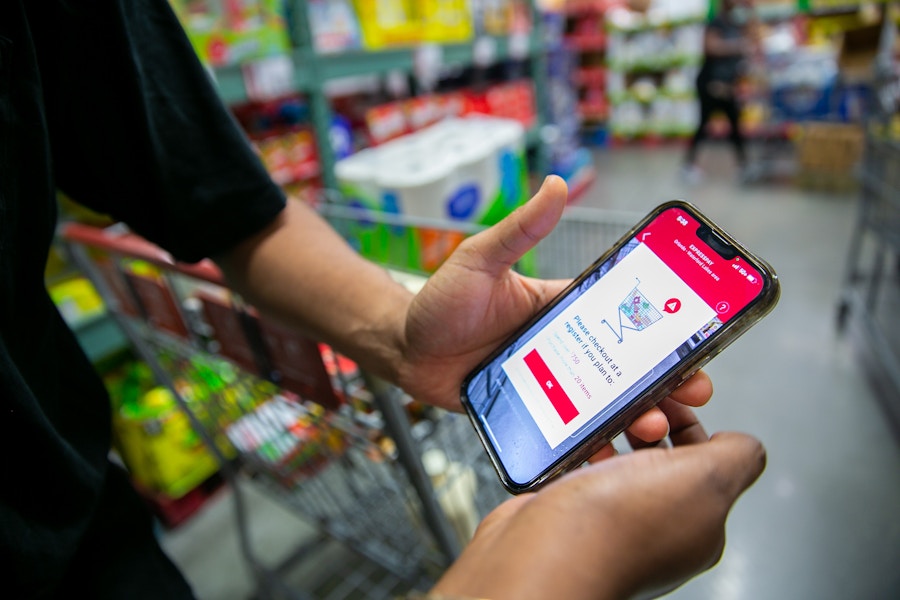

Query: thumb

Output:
[694, 432, 767, 504]
[462, 175, 568, 276]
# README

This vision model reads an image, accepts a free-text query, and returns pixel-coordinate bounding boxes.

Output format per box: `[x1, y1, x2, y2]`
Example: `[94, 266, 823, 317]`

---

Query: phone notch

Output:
[696, 224, 738, 260]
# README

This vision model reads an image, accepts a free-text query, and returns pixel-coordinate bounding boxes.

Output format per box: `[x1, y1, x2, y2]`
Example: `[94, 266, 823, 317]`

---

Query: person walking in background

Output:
[683, 0, 759, 184]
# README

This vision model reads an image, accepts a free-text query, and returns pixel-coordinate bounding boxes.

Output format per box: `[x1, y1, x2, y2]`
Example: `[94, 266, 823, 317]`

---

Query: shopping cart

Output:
[60, 200, 641, 598]
[836, 59, 900, 425]
[60, 224, 465, 599]
[320, 201, 641, 281]
[601, 278, 664, 344]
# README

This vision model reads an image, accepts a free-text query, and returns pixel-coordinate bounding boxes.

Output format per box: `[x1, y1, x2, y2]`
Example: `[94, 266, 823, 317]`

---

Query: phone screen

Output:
[463, 204, 772, 489]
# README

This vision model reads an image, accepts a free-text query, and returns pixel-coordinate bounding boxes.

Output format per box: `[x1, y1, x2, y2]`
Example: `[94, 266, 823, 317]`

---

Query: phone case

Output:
[461, 200, 781, 494]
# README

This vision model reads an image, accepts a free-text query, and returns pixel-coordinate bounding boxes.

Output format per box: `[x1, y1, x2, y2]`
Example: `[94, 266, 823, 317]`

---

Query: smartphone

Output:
[461, 201, 780, 494]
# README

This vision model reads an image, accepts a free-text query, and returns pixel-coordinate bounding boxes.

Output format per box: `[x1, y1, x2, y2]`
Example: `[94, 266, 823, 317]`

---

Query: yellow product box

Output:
[418, 0, 473, 43]
[49, 277, 106, 326]
[114, 387, 220, 499]
[354, 0, 420, 48]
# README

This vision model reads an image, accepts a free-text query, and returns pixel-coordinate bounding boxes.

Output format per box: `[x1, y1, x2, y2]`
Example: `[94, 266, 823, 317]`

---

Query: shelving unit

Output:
[210, 2, 550, 190]
[563, 1, 611, 141]
[605, 9, 705, 141]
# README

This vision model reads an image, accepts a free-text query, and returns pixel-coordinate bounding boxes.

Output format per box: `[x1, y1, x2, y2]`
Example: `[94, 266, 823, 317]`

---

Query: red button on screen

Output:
[523, 349, 579, 424]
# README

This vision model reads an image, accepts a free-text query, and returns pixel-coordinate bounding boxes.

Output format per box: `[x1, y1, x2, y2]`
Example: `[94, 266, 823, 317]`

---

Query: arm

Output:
[213, 197, 414, 389]
[213, 178, 572, 412]
[215, 176, 711, 442]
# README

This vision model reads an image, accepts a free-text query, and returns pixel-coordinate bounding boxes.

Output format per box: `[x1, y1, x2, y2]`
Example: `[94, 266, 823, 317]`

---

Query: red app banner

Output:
[638, 209, 762, 322]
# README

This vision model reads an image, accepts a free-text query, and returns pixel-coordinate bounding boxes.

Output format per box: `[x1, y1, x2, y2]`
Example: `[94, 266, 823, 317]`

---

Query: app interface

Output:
[465, 207, 764, 486]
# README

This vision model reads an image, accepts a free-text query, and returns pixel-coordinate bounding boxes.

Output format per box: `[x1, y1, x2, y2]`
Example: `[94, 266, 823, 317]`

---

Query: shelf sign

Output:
[242, 55, 295, 102]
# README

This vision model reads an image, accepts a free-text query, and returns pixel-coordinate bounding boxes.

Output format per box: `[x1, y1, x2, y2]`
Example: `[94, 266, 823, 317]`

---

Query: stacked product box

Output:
[334, 117, 528, 273]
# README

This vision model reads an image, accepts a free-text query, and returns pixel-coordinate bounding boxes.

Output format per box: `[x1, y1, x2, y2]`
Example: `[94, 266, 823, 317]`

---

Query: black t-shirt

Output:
[0, 1, 285, 596]
[698, 14, 746, 85]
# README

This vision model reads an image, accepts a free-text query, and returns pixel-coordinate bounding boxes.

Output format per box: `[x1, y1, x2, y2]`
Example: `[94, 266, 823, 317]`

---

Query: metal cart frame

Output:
[836, 57, 900, 430]
[60, 202, 641, 598]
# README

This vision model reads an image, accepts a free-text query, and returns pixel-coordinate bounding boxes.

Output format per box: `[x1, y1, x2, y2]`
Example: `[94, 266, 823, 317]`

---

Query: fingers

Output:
[625, 398, 707, 450]
[464, 175, 568, 276]
[669, 369, 713, 407]
[586, 442, 617, 463]
[625, 406, 669, 443]
[622, 370, 713, 445]
[658, 397, 708, 446]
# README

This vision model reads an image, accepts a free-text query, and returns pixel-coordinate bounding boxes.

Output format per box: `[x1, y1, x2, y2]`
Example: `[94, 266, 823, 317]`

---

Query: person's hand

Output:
[397, 175, 712, 445]
[430, 401, 766, 600]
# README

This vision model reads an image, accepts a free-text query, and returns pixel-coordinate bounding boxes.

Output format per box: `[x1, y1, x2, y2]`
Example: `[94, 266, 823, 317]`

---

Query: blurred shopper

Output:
[683, 0, 759, 183]
[1, 1, 764, 598]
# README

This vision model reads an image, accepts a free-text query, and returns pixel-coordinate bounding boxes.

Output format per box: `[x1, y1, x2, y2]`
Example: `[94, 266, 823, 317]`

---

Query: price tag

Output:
[508, 32, 531, 60]
[473, 36, 498, 67]
[242, 55, 295, 101]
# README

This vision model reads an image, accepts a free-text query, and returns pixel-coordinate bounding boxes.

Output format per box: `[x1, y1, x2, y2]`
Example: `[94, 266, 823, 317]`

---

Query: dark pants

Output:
[686, 79, 746, 167]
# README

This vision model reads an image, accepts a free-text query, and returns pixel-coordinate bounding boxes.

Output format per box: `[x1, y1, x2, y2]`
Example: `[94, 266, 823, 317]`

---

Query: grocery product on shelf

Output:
[605, 1, 705, 140]
[337, 116, 527, 221]
[230, 95, 324, 195]
[169, 0, 290, 67]
[352, 0, 476, 48]
[252, 128, 321, 185]
[334, 116, 528, 272]
[543, 6, 597, 191]
[419, 0, 476, 42]
[307, 0, 363, 53]
[108, 359, 224, 501]
[166, 0, 549, 188]
[48, 276, 106, 327]
[353, 0, 421, 48]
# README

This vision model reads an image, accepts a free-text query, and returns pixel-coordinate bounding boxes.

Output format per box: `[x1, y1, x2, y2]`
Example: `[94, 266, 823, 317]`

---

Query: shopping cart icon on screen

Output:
[602, 278, 664, 344]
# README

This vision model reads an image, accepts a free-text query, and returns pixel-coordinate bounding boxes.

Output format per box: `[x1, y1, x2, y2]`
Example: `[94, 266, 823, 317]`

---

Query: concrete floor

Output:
[162, 144, 900, 599]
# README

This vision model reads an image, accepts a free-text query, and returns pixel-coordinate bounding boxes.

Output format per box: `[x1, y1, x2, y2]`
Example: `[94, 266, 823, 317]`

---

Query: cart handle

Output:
[60, 222, 226, 286]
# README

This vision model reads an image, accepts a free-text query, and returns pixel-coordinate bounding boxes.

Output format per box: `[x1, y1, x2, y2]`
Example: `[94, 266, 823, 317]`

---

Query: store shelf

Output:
[606, 15, 705, 34]
[565, 34, 607, 51]
[608, 89, 695, 105]
[213, 34, 541, 105]
[607, 55, 701, 73]
[757, 3, 800, 21]
[802, 0, 892, 17]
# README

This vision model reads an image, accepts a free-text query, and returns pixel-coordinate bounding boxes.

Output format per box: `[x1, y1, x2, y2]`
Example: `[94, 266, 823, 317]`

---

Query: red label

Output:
[524, 349, 579, 424]
[638, 208, 762, 322]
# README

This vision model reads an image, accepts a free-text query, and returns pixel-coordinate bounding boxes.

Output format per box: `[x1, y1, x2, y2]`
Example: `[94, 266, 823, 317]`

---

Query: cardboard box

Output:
[838, 24, 882, 84]
[795, 122, 864, 189]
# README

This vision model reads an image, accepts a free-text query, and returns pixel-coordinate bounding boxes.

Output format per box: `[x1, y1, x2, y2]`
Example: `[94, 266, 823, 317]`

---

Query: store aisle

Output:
[579, 145, 900, 599]
[163, 145, 900, 599]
